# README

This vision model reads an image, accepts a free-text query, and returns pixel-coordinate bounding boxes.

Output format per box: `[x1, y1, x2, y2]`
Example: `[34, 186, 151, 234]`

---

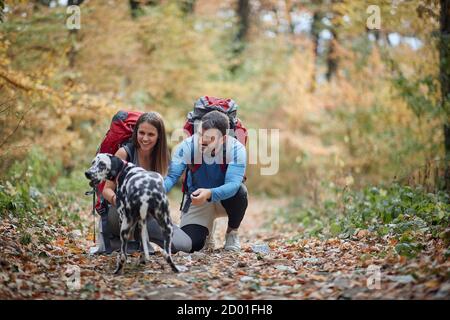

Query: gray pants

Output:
[91, 206, 192, 254]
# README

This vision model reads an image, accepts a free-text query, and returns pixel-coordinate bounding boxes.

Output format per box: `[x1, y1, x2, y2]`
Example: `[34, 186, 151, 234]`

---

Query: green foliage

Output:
[7, 147, 62, 189]
[0, 147, 86, 234]
[0, 9, 70, 73]
[19, 232, 32, 246]
[277, 184, 449, 257]
[392, 72, 442, 119]
[338, 185, 449, 238]
[0, 181, 35, 219]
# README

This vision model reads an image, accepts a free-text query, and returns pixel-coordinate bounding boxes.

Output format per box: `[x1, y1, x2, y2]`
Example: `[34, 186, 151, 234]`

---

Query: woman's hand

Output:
[190, 188, 212, 206]
[102, 179, 117, 206]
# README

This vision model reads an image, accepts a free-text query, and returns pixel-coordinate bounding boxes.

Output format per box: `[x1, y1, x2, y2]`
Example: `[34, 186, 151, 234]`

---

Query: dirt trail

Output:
[0, 197, 448, 299]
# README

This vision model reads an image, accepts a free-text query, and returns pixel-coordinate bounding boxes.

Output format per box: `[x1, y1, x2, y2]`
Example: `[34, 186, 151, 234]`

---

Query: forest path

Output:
[0, 196, 448, 299]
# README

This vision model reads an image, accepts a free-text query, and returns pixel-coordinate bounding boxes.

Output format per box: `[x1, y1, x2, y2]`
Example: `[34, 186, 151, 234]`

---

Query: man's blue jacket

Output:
[164, 134, 246, 202]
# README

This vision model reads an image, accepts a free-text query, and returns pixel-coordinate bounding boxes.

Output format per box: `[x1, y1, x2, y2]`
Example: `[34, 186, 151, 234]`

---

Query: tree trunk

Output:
[440, 0, 450, 191]
[230, 0, 250, 73]
[129, 0, 143, 18]
[68, 0, 84, 5]
[235, 0, 250, 50]
[129, 0, 158, 19]
[326, 28, 338, 81]
[0, 1, 4, 23]
[310, 11, 322, 92]
[67, 0, 84, 68]
[180, 0, 196, 14]
[235, 0, 250, 54]
[284, 0, 295, 34]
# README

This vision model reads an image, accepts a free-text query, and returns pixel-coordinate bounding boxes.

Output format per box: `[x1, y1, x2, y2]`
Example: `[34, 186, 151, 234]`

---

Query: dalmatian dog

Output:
[85, 153, 179, 274]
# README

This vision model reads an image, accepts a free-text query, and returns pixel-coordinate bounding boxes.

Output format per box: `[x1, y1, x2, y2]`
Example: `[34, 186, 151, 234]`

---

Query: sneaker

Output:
[224, 230, 241, 252]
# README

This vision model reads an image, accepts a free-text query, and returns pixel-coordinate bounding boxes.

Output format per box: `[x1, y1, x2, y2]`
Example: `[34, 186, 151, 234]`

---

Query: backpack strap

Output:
[122, 142, 137, 164]
[220, 142, 228, 173]
[180, 139, 197, 212]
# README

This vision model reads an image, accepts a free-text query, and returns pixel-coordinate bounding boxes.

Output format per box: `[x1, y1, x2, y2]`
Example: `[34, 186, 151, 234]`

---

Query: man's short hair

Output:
[201, 111, 230, 136]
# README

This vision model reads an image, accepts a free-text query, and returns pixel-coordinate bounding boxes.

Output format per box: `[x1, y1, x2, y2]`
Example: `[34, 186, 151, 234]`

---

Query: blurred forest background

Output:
[0, 0, 449, 300]
[1, 0, 449, 269]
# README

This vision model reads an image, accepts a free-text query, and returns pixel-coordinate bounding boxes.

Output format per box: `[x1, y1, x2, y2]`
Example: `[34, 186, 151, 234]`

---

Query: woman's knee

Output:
[107, 205, 121, 237]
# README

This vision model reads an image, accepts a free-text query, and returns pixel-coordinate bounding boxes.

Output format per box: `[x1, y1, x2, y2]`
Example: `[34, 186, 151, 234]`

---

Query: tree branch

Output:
[0, 104, 35, 149]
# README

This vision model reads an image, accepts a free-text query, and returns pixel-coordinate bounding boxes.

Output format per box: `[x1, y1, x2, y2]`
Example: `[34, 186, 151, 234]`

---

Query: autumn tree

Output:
[66, 0, 84, 68]
[440, 0, 450, 190]
[180, 0, 196, 14]
[129, 0, 159, 19]
[0, 0, 4, 22]
[230, 0, 250, 72]
[325, 21, 339, 81]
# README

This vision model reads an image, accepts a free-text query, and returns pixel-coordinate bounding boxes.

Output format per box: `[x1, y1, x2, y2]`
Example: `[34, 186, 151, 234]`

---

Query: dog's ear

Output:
[107, 155, 124, 180]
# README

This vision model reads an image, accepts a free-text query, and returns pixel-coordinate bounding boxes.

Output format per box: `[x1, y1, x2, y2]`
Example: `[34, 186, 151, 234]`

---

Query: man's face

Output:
[199, 128, 224, 154]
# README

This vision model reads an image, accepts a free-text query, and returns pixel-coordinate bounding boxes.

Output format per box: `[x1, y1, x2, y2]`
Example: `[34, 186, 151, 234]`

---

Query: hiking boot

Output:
[224, 230, 241, 252]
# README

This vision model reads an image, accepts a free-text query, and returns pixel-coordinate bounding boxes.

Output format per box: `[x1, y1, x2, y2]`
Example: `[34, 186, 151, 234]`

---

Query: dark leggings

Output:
[221, 183, 248, 229]
[182, 183, 249, 252]
[181, 224, 209, 252]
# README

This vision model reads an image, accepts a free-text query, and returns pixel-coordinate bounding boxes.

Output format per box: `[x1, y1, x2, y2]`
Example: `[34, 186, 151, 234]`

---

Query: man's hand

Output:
[190, 188, 212, 206]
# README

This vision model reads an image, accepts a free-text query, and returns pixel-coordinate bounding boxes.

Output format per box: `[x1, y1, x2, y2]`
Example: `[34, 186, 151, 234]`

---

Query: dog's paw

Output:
[170, 263, 184, 273]
[176, 265, 188, 273]
[113, 265, 124, 275]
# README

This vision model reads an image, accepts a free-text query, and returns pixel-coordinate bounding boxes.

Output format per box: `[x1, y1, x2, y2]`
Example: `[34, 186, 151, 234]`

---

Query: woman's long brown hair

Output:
[131, 112, 169, 176]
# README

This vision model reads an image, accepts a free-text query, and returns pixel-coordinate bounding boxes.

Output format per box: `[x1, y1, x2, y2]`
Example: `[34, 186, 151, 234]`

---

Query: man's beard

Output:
[201, 144, 220, 157]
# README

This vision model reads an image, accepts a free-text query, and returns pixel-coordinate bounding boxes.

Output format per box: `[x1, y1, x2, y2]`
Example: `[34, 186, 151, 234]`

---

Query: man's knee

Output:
[181, 224, 209, 253]
[234, 183, 248, 200]
[191, 237, 206, 252]
[222, 184, 248, 209]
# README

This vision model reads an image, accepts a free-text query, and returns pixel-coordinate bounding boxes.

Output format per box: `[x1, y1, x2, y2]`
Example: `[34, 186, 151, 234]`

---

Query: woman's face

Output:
[137, 122, 158, 152]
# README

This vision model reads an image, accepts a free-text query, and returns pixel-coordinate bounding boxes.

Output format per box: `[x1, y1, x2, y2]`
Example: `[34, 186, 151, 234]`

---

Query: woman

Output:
[91, 112, 192, 254]
[102, 111, 169, 206]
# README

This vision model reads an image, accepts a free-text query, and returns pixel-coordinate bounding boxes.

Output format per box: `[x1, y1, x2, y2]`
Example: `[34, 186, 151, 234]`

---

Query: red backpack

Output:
[94, 110, 143, 212]
[181, 96, 248, 194]
[183, 96, 247, 145]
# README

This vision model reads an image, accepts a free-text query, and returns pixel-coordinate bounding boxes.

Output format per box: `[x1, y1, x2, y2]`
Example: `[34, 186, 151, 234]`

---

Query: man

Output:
[164, 110, 248, 252]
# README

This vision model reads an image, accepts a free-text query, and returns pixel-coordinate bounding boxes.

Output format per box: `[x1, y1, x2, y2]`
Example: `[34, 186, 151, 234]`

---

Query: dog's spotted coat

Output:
[85, 154, 179, 274]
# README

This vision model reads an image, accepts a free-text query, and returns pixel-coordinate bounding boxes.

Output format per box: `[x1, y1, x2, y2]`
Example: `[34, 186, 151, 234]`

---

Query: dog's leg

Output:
[155, 199, 179, 273]
[139, 219, 151, 264]
[153, 196, 179, 273]
[114, 216, 134, 275]
[161, 223, 179, 273]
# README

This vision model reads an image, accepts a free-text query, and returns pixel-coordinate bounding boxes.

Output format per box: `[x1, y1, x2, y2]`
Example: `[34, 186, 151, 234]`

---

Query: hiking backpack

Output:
[94, 110, 143, 213]
[183, 96, 247, 145]
[182, 96, 248, 173]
